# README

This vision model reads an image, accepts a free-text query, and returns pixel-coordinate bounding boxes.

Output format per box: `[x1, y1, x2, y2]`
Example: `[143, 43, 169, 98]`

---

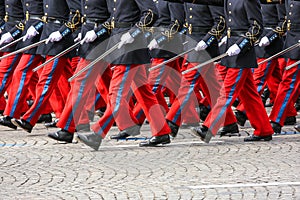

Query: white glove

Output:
[0, 32, 13, 46]
[195, 40, 208, 51]
[23, 26, 39, 42]
[74, 33, 82, 42]
[118, 32, 134, 49]
[219, 36, 227, 47]
[45, 31, 63, 44]
[259, 36, 270, 47]
[81, 30, 97, 44]
[148, 39, 159, 50]
[226, 44, 241, 56]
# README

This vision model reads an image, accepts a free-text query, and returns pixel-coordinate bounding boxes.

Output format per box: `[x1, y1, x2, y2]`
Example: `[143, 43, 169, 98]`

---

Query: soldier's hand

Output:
[259, 36, 270, 47]
[23, 26, 39, 42]
[219, 36, 227, 47]
[45, 31, 63, 44]
[80, 30, 97, 45]
[74, 33, 82, 43]
[0, 32, 13, 46]
[226, 44, 241, 56]
[118, 32, 134, 49]
[195, 40, 208, 51]
[148, 39, 159, 50]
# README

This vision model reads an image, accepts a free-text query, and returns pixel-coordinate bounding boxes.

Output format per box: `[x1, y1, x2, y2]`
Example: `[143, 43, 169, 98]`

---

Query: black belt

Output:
[4, 15, 22, 23]
[112, 21, 134, 28]
[46, 18, 66, 24]
[287, 23, 300, 31]
[227, 30, 247, 38]
[188, 24, 211, 34]
[27, 15, 44, 21]
[152, 26, 169, 32]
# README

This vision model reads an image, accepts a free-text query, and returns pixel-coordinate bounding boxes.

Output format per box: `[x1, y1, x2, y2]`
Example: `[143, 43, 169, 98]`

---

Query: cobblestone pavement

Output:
[0, 114, 299, 200]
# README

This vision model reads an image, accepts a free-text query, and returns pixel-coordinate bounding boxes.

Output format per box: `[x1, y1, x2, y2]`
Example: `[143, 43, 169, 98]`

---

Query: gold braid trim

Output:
[161, 20, 180, 41]
[273, 18, 286, 36]
[208, 15, 226, 39]
[136, 9, 154, 32]
[65, 10, 81, 31]
[244, 20, 261, 44]
[102, 21, 113, 30]
[15, 22, 25, 31]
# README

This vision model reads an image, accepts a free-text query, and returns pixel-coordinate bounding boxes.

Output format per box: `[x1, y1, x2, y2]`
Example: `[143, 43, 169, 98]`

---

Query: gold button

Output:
[85, 6, 87, 9]
[6, 5, 8, 7]
[289, 12, 292, 15]
[26, 3, 29, 6]
[229, 19, 232, 22]
[290, 4, 293, 7]
[189, 16, 193, 19]
[45, 13, 48, 15]
[229, 2, 232, 5]
[113, 8, 116, 11]
[229, 11, 231, 14]
[189, 7, 192, 11]
[45, 4, 48, 8]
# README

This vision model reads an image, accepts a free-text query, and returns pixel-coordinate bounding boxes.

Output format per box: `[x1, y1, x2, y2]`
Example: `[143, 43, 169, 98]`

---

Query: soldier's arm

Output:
[201, 6, 226, 46]
[127, 0, 159, 38]
[58, 0, 81, 37]
[264, 3, 286, 43]
[235, 0, 263, 52]
[155, 1, 185, 45]
[0, 0, 5, 31]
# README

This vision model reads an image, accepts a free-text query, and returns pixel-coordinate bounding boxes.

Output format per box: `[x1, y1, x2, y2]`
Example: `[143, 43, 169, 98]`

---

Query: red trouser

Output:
[133, 58, 181, 125]
[269, 59, 300, 126]
[56, 59, 112, 133]
[4, 54, 44, 118]
[166, 62, 236, 126]
[0, 53, 22, 96]
[92, 64, 171, 138]
[21, 56, 70, 126]
[203, 68, 273, 136]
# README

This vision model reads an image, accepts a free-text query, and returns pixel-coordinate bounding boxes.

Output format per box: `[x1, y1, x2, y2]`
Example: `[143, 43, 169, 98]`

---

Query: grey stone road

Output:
[0, 115, 299, 200]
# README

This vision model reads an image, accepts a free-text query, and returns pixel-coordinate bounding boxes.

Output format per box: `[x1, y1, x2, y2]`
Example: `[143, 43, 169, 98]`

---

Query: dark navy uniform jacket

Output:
[179, 0, 264, 68]
[1, 0, 24, 52]
[79, 0, 111, 59]
[36, 0, 81, 57]
[14, 0, 44, 54]
[284, 0, 300, 60]
[183, 3, 225, 63]
[150, 0, 185, 59]
[0, 0, 5, 33]
[106, 0, 158, 65]
[255, 2, 286, 58]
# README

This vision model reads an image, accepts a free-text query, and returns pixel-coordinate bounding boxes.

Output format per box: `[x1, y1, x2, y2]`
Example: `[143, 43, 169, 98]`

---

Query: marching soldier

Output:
[47, 0, 113, 143]
[0, 0, 45, 130]
[109, 0, 185, 140]
[77, 0, 173, 150]
[186, 0, 274, 142]
[164, 1, 239, 137]
[235, 1, 287, 126]
[0, 0, 24, 116]
[269, 0, 300, 134]
[0, 0, 7, 113]
[11, 0, 81, 133]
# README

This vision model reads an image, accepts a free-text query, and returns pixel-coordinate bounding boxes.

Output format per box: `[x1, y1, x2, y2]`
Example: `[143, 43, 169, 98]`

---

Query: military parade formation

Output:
[0, 0, 299, 151]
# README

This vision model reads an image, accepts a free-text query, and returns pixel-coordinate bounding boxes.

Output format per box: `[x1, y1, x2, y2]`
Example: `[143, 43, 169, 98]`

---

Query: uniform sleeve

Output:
[58, 0, 81, 37]
[265, 3, 286, 42]
[94, 0, 113, 36]
[0, 0, 5, 30]
[127, 0, 158, 38]
[202, 6, 226, 46]
[236, 0, 263, 51]
[156, 1, 185, 44]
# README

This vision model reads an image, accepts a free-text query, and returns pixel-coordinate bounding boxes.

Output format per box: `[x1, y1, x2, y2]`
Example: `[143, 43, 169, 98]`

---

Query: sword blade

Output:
[68, 42, 120, 82]
[0, 36, 25, 51]
[258, 42, 300, 66]
[0, 39, 47, 60]
[182, 53, 228, 75]
[148, 48, 194, 72]
[33, 41, 81, 72]
[285, 60, 300, 70]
